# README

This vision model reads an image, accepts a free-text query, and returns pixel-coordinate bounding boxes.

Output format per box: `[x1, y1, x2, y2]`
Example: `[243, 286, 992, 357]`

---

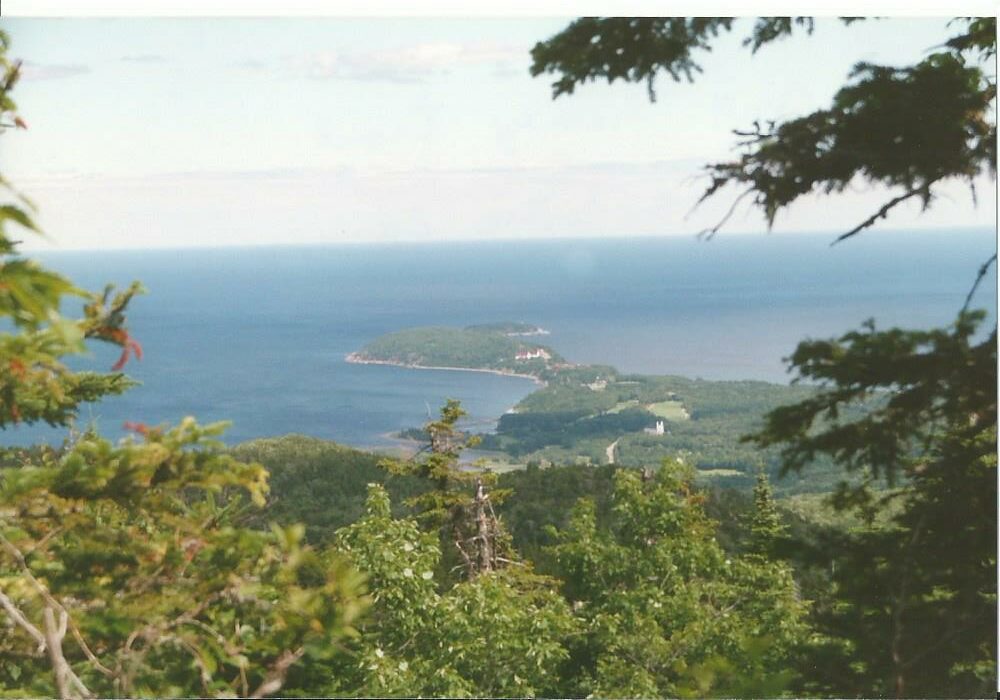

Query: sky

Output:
[0, 15, 996, 249]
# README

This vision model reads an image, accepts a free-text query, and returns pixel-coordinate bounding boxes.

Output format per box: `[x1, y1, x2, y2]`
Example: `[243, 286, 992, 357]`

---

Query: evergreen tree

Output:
[747, 469, 785, 557]
[749, 312, 996, 697]
[380, 400, 513, 580]
[0, 31, 144, 430]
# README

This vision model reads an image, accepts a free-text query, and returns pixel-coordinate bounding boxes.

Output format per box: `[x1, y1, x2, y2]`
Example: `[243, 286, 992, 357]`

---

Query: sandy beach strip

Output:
[345, 352, 546, 386]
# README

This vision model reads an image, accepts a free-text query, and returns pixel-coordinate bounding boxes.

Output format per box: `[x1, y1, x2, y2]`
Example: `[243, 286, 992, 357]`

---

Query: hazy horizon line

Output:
[25, 224, 996, 255]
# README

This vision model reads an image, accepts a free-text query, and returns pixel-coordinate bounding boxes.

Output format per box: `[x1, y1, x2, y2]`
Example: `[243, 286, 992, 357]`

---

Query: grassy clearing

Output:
[606, 399, 641, 414]
[462, 450, 529, 473]
[647, 400, 690, 421]
[696, 468, 745, 478]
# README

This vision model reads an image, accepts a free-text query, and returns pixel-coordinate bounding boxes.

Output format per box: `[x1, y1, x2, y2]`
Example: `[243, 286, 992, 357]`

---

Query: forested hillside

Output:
[480, 371, 842, 490]
[231, 435, 426, 543]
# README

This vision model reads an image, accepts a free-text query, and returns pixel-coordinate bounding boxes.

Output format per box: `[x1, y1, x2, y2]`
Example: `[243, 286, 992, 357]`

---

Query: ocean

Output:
[4, 228, 995, 448]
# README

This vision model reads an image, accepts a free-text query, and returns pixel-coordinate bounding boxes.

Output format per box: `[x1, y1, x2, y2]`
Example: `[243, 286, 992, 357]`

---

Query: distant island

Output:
[347, 323, 844, 493]
[345, 322, 565, 383]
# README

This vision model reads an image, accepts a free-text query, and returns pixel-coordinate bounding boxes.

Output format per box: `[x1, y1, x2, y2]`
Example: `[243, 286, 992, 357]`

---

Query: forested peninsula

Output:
[346, 323, 559, 382]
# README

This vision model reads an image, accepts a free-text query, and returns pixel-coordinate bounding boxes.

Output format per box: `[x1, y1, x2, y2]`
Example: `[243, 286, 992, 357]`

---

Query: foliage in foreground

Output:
[0, 420, 367, 698]
[286, 466, 806, 698]
[313, 484, 576, 698]
[749, 312, 997, 697]
[0, 33, 368, 699]
[379, 400, 514, 580]
[0, 30, 142, 432]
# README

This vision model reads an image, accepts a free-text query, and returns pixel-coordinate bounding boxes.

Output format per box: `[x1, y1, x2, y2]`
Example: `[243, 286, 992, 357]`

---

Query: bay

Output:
[4, 228, 994, 447]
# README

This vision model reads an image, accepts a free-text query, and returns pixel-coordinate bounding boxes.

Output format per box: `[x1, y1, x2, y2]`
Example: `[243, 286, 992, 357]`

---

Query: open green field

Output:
[462, 450, 529, 473]
[696, 468, 745, 478]
[610, 399, 688, 420]
[606, 399, 640, 414]
[647, 400, 689, 420]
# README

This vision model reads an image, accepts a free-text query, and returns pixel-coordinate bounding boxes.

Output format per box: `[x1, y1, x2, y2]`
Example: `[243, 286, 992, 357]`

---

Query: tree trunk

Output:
[474, 479, 493, 575]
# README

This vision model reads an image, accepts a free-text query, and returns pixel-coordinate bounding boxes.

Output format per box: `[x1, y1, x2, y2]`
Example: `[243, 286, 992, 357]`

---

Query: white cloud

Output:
[234, 57, 269, 71]
[119, 54, 167, 63]
[299, 41, 526, 82]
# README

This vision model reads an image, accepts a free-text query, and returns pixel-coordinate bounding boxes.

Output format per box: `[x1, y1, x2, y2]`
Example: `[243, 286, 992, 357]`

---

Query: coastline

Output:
[345, 352, 546, 386]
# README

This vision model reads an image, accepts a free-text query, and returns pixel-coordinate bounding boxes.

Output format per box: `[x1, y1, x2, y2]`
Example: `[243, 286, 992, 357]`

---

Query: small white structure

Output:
[515, 348, 551, 361]
[644, 420, 666, 436]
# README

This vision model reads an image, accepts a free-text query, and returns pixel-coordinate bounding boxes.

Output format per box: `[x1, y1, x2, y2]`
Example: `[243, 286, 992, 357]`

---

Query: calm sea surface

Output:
[4, 229, 995, 447]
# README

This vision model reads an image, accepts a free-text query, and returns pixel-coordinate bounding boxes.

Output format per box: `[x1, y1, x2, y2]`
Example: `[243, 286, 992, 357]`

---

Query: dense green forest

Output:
[233, 433, 832, 570]
[0, 17, 995, 699]
[348, 324, 563, 375]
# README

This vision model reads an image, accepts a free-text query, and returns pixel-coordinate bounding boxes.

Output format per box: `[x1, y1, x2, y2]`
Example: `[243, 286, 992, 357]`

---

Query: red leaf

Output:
[111, 347, 130, 371]
[109, 331, 142, 371]
[122, 421, 150, 436]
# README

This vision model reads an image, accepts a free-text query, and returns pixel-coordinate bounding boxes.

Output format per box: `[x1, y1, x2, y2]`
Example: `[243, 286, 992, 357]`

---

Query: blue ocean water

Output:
[4, 228, 995, 447]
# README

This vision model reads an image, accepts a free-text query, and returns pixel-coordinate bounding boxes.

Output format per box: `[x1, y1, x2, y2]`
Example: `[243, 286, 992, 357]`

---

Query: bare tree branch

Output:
[182, 617, 244, 657]
[695, 187, 754, 240]
[250, 647, 305, 698]
[43, 605, 91, 699]
[43, 607, 71, 700]
[0, 532, 114, 678]
[831, 183, 935, 246]
[0, 586, 47, 652]
[961, 253, 997, 314]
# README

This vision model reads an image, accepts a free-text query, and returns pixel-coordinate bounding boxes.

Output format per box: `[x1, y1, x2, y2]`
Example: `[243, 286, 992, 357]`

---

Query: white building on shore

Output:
[515, 348, 551, 361]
